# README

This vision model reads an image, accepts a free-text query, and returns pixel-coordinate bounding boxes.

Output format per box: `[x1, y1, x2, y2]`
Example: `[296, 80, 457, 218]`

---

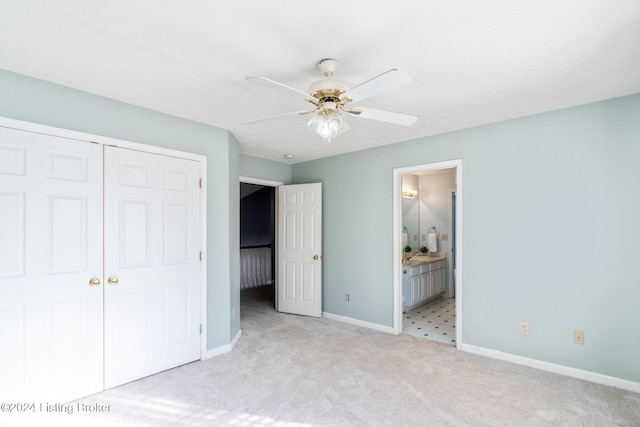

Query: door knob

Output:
[314, 255, 320, 260]
[107, 276, 119, 285]
[88, 277, 101, 287]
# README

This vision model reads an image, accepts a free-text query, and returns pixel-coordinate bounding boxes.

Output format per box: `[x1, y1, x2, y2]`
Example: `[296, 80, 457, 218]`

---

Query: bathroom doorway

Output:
[393, 160, 462, 347]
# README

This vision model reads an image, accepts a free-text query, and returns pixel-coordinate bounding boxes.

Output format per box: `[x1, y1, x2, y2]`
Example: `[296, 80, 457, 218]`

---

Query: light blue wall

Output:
[0, 68, 239, 350]
[240, 154, 292, 184]
[3, 66, 639, 383]
[292, 94, 640, 383]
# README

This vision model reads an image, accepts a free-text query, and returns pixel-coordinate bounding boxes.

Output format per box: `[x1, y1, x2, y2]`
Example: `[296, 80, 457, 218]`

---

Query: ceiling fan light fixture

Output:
[307, 79, 349, 97]
[246, 59, 417, 143]
[307, 109, 350, 141]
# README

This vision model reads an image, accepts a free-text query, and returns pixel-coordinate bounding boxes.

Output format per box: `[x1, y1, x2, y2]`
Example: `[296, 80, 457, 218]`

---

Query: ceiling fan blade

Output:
[342, 69, 412, 103]
[244, 110, 310, 125]
[246, 76, 318, 101]
[348, 107, 418, 126]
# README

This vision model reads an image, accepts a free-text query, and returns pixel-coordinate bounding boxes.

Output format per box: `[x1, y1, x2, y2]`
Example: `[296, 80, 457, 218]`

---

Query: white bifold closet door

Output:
[0, 126, 201, 404]
[0, 127, 104, 404]
[103, 146, 201, 389]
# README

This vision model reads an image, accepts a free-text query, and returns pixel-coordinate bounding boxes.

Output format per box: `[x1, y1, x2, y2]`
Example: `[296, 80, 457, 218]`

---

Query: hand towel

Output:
[428, 231, 437, 253]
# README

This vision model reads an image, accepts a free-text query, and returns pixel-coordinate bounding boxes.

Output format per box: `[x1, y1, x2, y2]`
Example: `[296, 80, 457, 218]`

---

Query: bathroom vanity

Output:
[402, 254, 446, 312]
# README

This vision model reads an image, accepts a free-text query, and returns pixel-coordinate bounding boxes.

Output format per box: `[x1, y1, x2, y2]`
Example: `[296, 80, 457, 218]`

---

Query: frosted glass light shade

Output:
[307, 109, 350, 141]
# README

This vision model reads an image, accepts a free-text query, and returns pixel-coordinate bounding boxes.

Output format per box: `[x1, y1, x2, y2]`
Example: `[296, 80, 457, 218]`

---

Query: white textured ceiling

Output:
[1, 1, 639, 164]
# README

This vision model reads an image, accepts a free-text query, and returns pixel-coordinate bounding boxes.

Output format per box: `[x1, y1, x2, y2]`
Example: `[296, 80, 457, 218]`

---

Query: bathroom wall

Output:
[418, 169, 456, 255]
[419, 169, 456, 293]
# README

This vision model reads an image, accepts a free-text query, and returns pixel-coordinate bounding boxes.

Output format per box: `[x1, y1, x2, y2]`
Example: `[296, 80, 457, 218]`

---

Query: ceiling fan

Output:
[245, 59, 418, 141]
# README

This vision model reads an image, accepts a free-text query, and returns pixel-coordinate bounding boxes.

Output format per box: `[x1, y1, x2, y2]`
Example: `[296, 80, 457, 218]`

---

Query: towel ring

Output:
[428, 226, 437, 234]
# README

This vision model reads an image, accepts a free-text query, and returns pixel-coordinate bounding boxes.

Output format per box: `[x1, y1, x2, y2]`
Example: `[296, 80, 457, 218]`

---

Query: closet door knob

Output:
[107, 276, 119, 285]
[88, 277, 101, 287]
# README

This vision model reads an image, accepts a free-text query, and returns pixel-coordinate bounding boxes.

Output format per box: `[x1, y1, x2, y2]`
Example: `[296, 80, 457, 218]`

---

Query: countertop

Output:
[402, 252, 446, 266]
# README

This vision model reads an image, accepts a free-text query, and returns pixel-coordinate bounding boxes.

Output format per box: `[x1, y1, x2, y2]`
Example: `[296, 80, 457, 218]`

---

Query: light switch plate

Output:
[441, 233, 449, 241]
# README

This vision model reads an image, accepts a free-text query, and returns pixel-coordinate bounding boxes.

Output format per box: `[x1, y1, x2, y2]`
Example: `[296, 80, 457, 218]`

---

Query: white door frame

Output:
[0, 116, 208, 360]
[239, 176, 283, 311]
[393, 159, 463, 347]
[239, 176, 284, 187]
[448, 189, 456, 298]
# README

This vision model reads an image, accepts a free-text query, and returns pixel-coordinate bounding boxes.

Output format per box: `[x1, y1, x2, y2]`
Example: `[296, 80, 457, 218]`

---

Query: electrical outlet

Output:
[573, 330, 584, 345]
[345, 293, 350, 302]
[519, 322, 530, 336]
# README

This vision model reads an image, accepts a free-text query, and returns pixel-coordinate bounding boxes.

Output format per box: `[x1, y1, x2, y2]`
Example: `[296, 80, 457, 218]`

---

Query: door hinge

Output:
[199, 178, 202, 188]
[199, 251, 202, 261]
[199, 324, 202, 334]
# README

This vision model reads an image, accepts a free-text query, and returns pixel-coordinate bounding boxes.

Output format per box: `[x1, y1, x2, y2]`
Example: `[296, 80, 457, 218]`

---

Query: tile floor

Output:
[403, 296, 456, 345]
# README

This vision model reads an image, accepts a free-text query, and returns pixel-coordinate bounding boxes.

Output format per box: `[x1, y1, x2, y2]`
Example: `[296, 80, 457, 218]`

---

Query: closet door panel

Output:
[0, 191, 24, 277]
[104, 146, 201, 388]
[0, 122, 203, 408]
[0, 127, 103, 405]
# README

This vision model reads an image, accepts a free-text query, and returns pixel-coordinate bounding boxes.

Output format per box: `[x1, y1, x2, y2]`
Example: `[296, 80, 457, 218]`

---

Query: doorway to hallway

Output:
[239, 177, 324, 319]
[240, 179, 278, 308]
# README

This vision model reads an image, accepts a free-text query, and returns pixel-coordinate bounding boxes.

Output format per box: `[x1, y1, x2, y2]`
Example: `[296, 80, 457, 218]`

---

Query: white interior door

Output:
[277, 183, 322, 317]
[0, 127, 103, 404]
[103, 146, 201, 388]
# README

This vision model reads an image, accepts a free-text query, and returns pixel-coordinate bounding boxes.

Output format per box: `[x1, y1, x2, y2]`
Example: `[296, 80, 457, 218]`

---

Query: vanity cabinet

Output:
[434, 265, 445, 295]
[410, 274, 422, 306]
[402, 258, 446, 312]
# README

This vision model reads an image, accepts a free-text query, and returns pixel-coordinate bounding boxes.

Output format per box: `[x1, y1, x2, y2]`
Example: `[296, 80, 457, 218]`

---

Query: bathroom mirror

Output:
[401, 174, 419, 251]
[402, 197, 419, 250]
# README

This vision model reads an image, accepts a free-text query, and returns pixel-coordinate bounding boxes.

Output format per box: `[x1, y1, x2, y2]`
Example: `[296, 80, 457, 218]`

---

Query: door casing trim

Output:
[393, 159, 462, 347]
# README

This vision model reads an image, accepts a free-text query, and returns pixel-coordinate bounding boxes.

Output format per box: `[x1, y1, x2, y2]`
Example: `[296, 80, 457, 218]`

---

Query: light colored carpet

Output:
[8, 285, 640, 426]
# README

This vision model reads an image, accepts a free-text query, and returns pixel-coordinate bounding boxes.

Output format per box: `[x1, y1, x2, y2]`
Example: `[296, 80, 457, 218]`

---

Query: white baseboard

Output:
[204, 329, 243, 359]
[460, 343, 640, 394]
[231, 328, 242, 348]
[322, 311, 395, 334]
